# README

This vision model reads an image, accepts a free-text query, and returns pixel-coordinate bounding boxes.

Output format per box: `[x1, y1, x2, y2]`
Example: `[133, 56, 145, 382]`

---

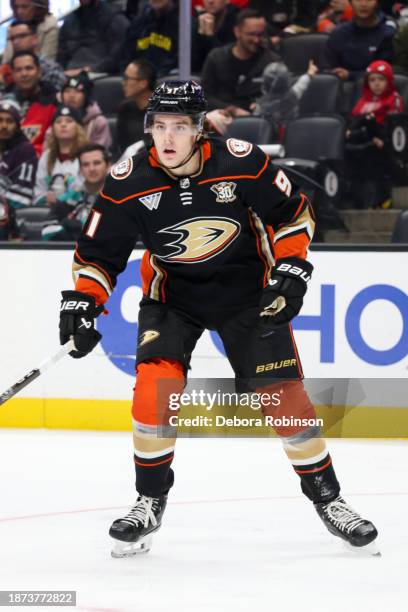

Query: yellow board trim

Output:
[1, 399, 408, 438]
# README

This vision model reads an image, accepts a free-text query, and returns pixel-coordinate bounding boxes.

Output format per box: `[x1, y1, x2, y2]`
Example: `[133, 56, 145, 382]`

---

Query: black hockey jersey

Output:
[73, 137, 315, 314]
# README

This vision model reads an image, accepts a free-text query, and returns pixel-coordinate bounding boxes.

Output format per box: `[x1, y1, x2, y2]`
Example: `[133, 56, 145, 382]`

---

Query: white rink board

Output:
[1, 248, 408, 400]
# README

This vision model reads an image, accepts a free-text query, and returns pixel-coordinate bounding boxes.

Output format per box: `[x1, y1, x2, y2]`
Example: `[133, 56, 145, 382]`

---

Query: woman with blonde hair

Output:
[3, 0, 59, 62]
[34, 105, 88, 206]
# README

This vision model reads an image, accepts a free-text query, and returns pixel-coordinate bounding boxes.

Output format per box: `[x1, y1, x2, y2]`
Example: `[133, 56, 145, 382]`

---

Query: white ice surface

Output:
[0, 431, 407, 612]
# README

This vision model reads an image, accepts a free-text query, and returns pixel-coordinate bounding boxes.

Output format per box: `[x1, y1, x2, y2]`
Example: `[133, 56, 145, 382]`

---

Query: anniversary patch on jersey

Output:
[111, 157, 133, 180]
[210, 181, 237, 203]
[226, 138, 253, 158]
[157, 216, 241, 263]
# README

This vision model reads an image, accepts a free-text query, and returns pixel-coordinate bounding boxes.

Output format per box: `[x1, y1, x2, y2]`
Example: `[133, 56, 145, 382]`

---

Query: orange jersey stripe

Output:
[274, 231, 310, 260]
[140, 250, 155, 296]
[75, 277, 109, 305]
[74, 249, 113, 290]
[100, 185, 172, 205]
[198, 155, 269, 185]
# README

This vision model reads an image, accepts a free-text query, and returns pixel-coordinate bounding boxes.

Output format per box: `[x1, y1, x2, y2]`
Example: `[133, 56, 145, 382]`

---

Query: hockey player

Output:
[59, 81, 378, 557]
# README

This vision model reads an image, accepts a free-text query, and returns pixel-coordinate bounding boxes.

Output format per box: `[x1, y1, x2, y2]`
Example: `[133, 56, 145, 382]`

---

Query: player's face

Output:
[0, 112, 18, 140]
[53, 116, 78, 141]
[152, 114, 198, 167]
[367, 73, 388, 95]
[62, 87, 86, 109]
[11, 55, 41, 93]
[80, 150, 109, 184]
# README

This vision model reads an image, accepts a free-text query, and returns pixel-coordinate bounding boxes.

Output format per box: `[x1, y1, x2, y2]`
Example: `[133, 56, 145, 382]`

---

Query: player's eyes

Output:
[176, 125, 187, 132]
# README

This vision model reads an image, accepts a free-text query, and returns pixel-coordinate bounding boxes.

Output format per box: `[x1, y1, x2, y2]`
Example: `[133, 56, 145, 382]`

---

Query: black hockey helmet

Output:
[144, 80, 207, 134]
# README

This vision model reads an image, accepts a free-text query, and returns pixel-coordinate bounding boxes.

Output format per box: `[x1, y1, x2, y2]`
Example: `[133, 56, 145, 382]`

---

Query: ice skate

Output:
[109, 494, 167, 558]
[315, 495, 380, 555]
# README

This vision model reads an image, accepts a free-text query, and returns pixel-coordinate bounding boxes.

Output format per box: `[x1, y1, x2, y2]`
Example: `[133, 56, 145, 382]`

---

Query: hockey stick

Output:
[0, 338, 76, 407]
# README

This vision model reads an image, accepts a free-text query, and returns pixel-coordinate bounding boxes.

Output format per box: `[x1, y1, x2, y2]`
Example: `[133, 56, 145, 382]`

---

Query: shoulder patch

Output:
[111, 157, 133, 180]
[226, 138, 253, 158]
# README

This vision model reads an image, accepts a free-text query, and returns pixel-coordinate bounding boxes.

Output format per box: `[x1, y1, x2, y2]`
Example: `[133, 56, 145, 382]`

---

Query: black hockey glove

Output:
[60, 290, 104, 359]
[259, 257, 313, 330]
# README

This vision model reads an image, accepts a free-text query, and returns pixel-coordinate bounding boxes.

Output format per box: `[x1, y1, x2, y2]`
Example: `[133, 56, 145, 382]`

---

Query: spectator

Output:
[3, 1, 59, 63]
[41, 143, 110, 241]
[0, 98, 37, 239]
[4, 20, 66, 91]
[6, 50, 57, 157]
[117, 59, 156, 154]
[317, 1, 354, 33]
[201, 9, 280, 114]
[345, 59, 403, 207]
[33, 105, 87, 206]
[253, 59, 318, 140]
[57, 0, 129, 75]
[119, 0, 179, 77]
[249, 0, 318, 39]
[324, 0, 396, 80]
[193, 0, 239, 72]
[61, 72, 112, 149]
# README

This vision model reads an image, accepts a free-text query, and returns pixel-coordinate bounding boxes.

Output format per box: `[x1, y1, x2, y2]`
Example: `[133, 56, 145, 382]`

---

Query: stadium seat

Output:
[299, 74, 341, 115]
[394, 74, 408, 109]
[225, 117, 275, 144]
[338, 80, 357, 116]
[283, 114, 345, 160]
[107, 116, 121, 162]
[391, 210, 408, 242]
[274, 115, 346, 233]
[280, 33, 329, 74]
[93, 76, 124, 117]
[15, 207, 50, 241]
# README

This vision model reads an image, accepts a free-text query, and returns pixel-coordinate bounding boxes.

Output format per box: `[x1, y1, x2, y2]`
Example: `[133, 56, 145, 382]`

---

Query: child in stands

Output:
[346, 59, 403, 208]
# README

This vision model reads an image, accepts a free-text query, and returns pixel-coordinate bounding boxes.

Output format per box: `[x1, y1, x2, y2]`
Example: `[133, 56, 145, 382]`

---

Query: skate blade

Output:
[111, 534, 153, 558]
[341, 540, 381, 557]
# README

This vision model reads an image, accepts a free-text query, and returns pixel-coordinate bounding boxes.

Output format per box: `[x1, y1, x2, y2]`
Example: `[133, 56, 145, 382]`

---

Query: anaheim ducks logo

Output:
[139, 329, 160, 347]
[157, 216, 241, 263]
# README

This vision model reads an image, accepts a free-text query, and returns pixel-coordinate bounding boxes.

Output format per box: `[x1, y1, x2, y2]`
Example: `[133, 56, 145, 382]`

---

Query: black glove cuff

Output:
[60, 290, 104, 316]
[273, 257, 313, 286]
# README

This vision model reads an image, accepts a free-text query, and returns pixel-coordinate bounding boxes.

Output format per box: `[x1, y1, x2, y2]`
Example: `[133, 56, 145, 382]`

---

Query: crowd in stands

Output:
[0, 0, 408, 241]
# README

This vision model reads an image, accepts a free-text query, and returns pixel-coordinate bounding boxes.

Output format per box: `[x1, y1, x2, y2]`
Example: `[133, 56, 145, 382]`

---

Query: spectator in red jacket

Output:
[346, 59, 403, 207]
[6, 50, 57, 157]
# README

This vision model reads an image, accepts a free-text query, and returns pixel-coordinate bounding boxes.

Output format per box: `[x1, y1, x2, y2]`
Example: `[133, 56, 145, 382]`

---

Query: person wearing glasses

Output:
[117, 59, 157, 155]
[4, 20, 66, 91]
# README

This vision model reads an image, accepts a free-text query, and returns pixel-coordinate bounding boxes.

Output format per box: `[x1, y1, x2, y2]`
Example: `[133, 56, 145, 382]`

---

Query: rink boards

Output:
[1, 246, 408, 435]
